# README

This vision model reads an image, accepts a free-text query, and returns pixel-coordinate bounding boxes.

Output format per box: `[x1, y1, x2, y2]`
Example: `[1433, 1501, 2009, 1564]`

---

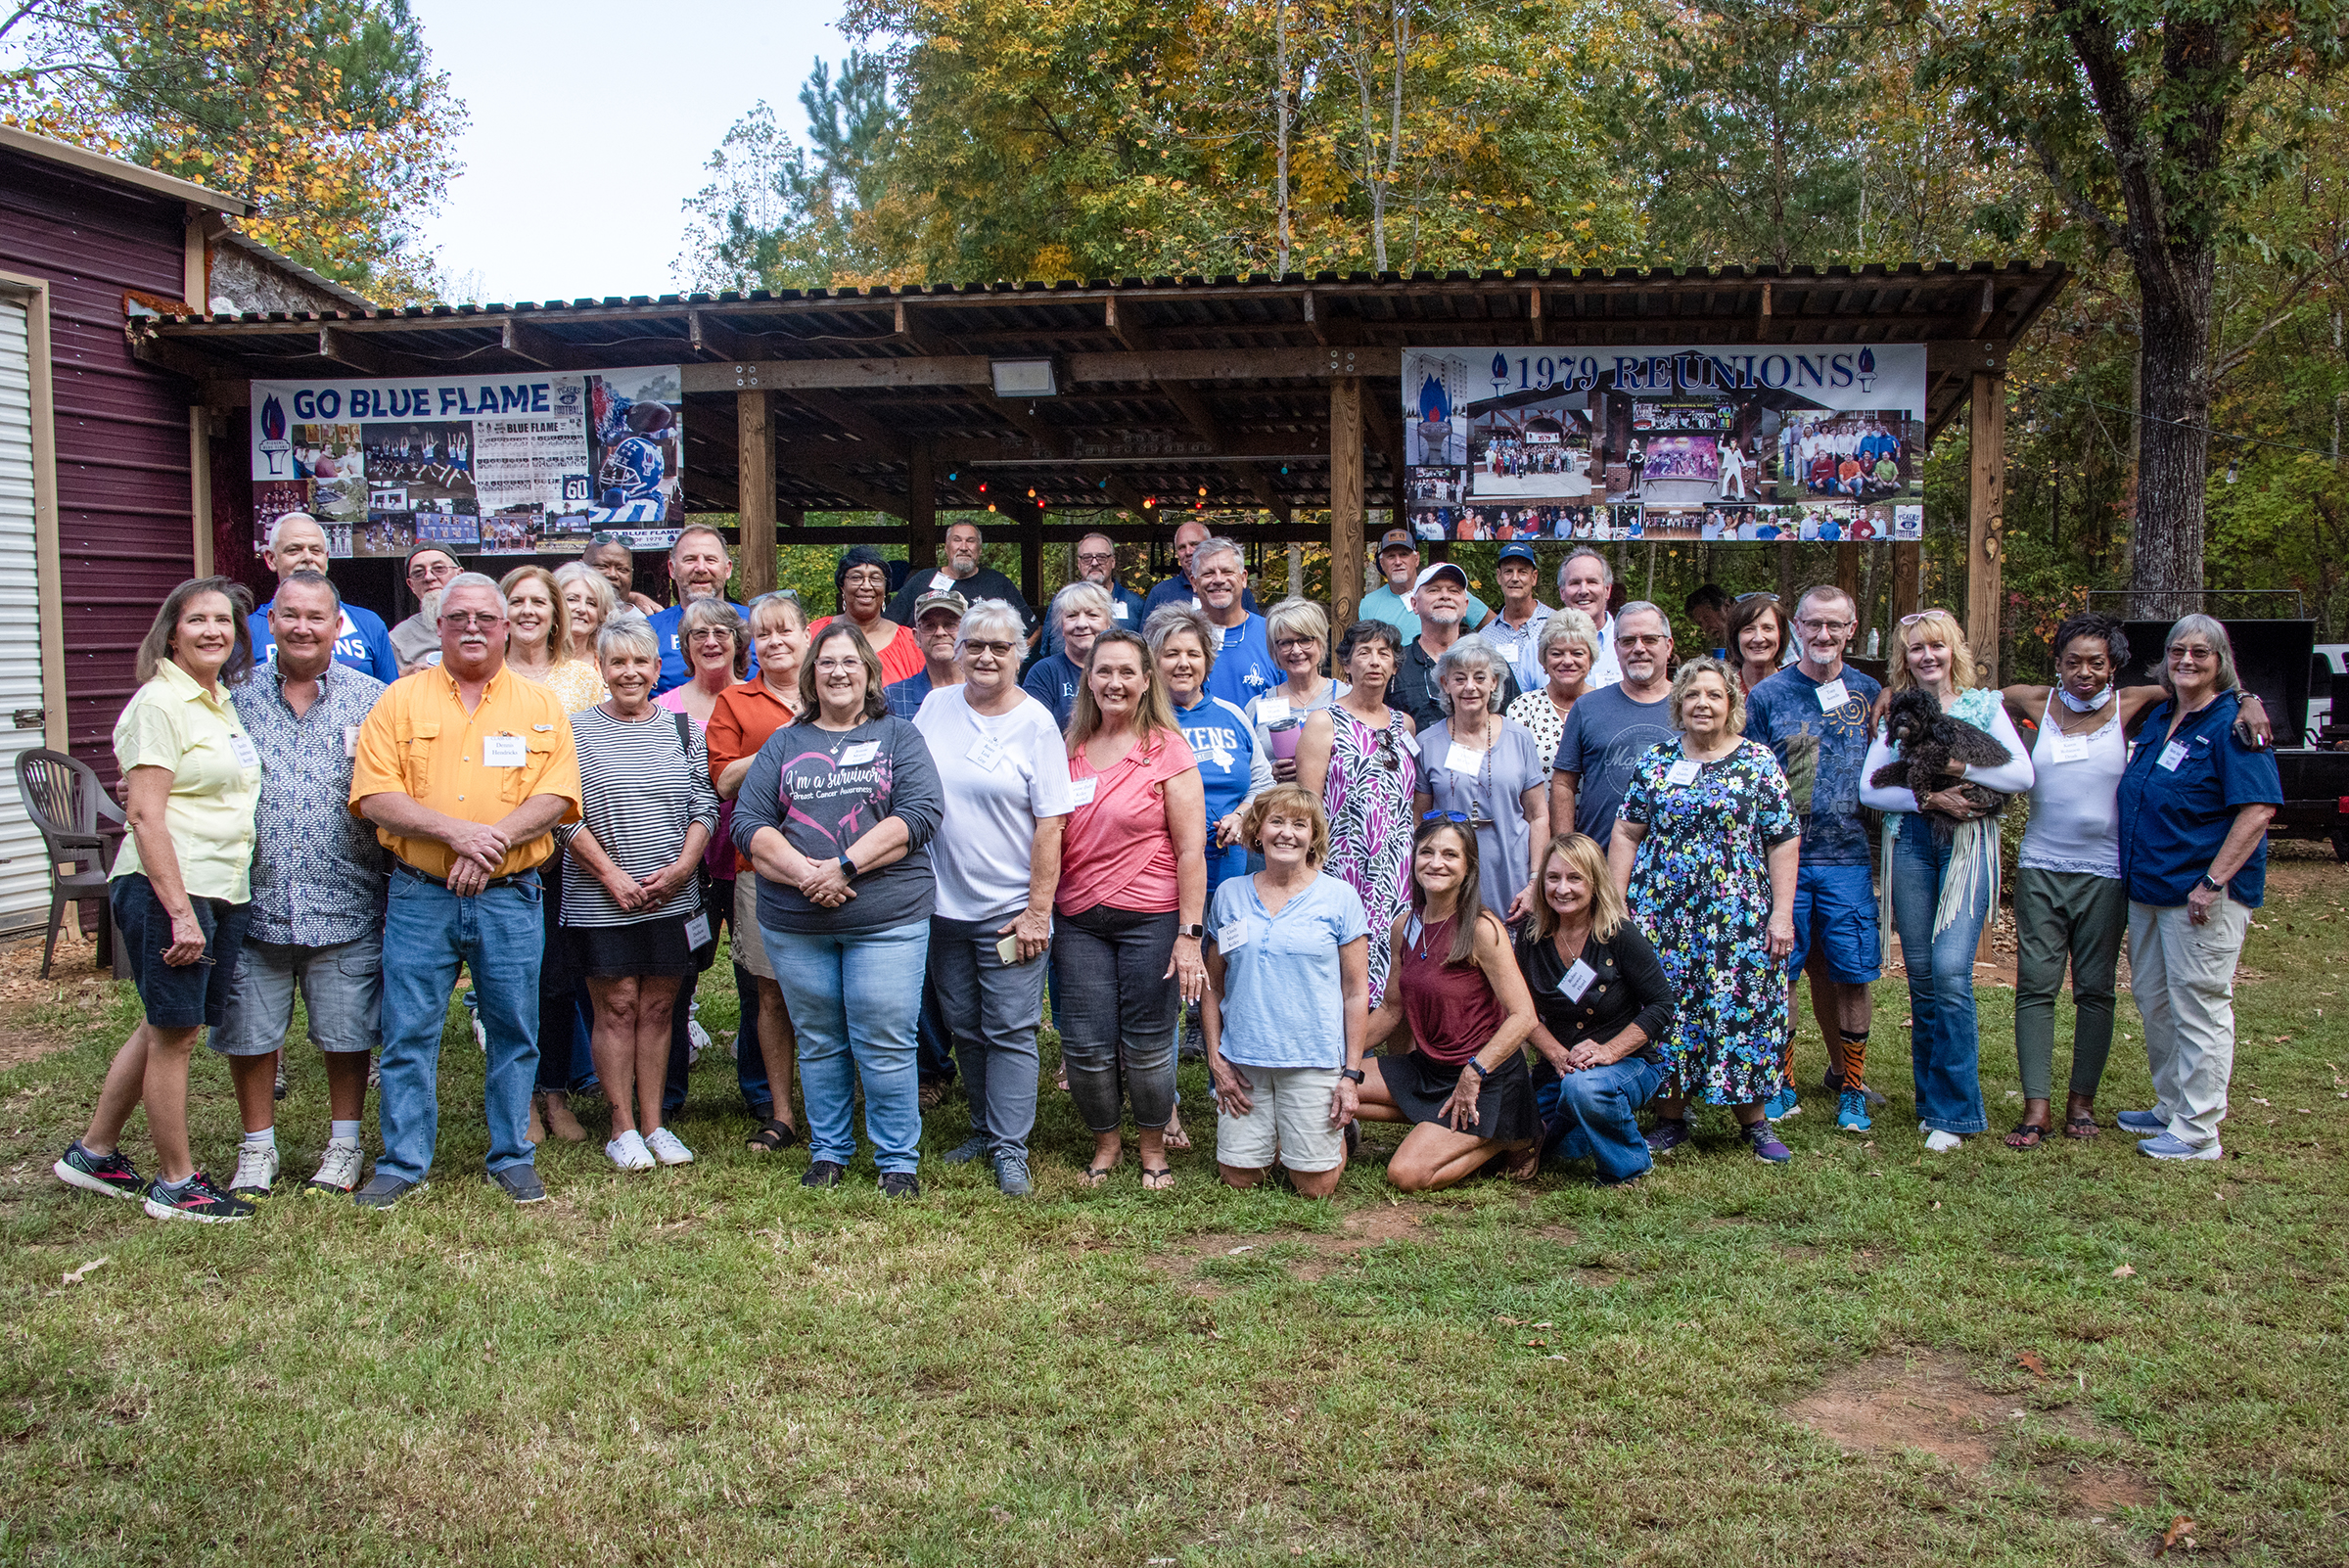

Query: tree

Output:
[1, 0, 465, 300]
[1922, 0, 2349, 616]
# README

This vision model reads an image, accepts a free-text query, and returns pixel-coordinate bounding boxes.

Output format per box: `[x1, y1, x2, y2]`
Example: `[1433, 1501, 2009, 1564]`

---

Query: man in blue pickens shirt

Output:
[648, 525, 752, 694]
[219, 572, 389, 1200]
[1189, 535, 1278, 711]
[1744, 583, 1883, 1130]
[245, 512, 399, 681]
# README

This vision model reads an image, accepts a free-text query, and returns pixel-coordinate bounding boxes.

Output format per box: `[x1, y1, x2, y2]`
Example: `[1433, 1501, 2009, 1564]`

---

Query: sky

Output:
[404, 0, 851, 305]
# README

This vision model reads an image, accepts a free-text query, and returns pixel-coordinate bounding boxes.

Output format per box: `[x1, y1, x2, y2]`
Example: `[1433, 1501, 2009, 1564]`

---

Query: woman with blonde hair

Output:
[500, 564, 603, 713]
[553, 561, 617, 665]
[1506, 609, 1597, 777]
[1247, 597, 1349, 784]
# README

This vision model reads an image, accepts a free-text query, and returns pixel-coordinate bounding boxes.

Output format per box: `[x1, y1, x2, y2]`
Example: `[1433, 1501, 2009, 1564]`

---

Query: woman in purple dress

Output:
[1298, 621, 1419, 1007]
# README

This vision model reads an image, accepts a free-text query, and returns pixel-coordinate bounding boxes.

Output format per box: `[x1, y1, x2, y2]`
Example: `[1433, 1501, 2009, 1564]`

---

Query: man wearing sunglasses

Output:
[583, 533, 664, 617]
[1041, 532, 1144, 659]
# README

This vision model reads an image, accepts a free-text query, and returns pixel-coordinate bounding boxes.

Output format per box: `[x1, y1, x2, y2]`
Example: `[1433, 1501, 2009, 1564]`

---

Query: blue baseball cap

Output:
[1497, 541, 1539, 566]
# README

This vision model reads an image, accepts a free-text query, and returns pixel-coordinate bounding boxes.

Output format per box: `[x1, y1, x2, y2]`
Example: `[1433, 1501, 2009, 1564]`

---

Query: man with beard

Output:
[1389, 560, 1518, 736]
[1040, 531, 1144, 659]
[1547, 601, 1676, 845]
[390, 544, 460, 674]
[648, 526, 751, 695]
[248, 513, 398, 681]
[1358, 529, 1492, 640]
[887, 521, 1035, 645]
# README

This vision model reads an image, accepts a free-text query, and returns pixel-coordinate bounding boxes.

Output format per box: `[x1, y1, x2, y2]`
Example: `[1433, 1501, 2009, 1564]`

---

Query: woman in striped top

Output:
[561, 613, 721, 1172]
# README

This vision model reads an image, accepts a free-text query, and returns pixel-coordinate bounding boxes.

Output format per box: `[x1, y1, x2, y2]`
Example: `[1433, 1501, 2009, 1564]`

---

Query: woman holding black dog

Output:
[1860, 610, 2033, 1153]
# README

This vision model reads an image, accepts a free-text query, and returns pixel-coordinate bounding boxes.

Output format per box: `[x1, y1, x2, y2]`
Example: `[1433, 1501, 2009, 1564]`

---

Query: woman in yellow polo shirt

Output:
[54, 577, 265, 1224]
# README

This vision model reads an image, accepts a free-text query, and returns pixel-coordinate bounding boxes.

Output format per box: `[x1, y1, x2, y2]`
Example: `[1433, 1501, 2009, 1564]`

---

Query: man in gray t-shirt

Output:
[1548, 603, 1676, 844]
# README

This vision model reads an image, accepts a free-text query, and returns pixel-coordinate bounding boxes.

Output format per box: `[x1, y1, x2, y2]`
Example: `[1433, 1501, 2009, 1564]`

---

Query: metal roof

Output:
[0, 123, 249, 214]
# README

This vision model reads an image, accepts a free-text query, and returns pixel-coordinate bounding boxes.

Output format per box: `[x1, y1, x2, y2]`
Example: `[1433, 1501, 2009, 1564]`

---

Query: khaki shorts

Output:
[733, 873, 774, 980]
[1215, 1063, 1347, 1174]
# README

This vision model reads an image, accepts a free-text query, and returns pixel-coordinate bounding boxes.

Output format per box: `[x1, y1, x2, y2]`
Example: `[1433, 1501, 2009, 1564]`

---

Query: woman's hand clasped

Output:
[798, 858, 854, 908]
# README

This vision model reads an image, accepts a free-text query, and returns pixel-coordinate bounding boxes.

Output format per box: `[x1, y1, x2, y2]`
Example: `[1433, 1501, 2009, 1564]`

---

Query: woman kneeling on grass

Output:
[1203, 786, 1371, 1198]
[1352, 816, 1540, 1191]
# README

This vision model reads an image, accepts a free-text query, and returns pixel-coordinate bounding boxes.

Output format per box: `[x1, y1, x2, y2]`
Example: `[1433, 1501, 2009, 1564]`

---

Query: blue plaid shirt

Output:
[232, 661, 389, 946]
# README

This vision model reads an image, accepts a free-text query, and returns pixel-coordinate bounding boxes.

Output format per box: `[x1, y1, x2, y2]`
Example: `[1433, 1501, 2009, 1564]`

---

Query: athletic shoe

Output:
[143, 1172, 253, 1223]
[1765, 1087, 1802, 1123]
[353, 1174, 421, 1210]
[686, 1011, 712, 1066]
[993, 1152, 1033, 1197]
[644, 1127, 695, 1167]
[1176, 1004, 1206, 1061]
[606, 1130, 656, 1172]
[471, 1014, 486, 1053]
[228, 1140, 280, 1200]
[1642, 1119, 1690, 1156]
[306, 1141, 364, 1194]
[487, 1164, 548, 1204]
[801, 1160, 846, 1189]
[1923, 1130, 1964, 1153]
[54, 1140, 144, 1202]
[1825, 1074, 1886, 1108]
[2138, 1131, 2222, 1162]
[879, 1171, 921, 1198]
[273, 1063, 288, 1101]
[939, 1135, 990, 1166]
[2115, 1109, 2167, 1134]
[1836, 1090, 1872, 1132]
[1744, 1124, 1793, 1164]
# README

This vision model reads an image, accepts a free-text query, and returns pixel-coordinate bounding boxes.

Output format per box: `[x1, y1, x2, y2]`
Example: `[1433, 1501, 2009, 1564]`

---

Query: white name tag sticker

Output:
[343, 724, 360, 760]
[1218, 915, 1257, 952]
[968, 732, 1005, 772]
[1067, 775, 1098, 807]
[228, 733, 259, 770]
[2051, 730, 2089, 763]
[2157, 740, 2189, 771]
[1665, 758, 1702, 788]
[928, 571, 954, 592]
[1559, 957, 1597, 1001]
[1445, 741, 1485, 775]
[1397, 728, 1420, 758]
[483, 733, 527, 767]
[837, 740, 881, 767]
[1111, 601, 1130, 620]
[1814, 678, 1850, 713]
[683, 913, 713, 948]
[995, 933, 1021, 964]
[1256, 697, 1291, 724]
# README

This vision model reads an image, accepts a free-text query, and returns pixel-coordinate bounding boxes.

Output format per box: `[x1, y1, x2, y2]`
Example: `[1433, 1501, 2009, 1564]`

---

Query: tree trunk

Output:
[2128, 247, 2215, 622]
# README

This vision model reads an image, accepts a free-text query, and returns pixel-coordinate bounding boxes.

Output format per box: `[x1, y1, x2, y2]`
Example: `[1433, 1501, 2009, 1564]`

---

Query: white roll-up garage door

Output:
[0, 297, 52, 930]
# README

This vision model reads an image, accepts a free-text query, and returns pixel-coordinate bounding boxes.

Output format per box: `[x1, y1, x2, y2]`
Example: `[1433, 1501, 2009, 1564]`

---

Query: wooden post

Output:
[187, 408, 214, 578]
[1019, 509, 1043, 609]
[907, 439, 938, 570]
[736, 390, 776, 597]
[1776, 539, 1797, 607]
[1329, 377, 1365, 633]
[1890, 541, 1920, 627]
[1965, 371, 2007, 685]
[1835, 540, 1860, 608]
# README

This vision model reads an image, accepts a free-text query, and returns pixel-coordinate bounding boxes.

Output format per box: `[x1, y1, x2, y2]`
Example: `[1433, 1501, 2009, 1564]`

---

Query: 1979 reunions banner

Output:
[1401, 345, 1927, 543]
[248, 366, 685, 559]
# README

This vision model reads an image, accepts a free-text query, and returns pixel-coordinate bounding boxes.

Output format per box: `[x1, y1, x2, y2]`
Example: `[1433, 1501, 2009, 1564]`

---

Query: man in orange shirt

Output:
[347, 573, 581, 1209]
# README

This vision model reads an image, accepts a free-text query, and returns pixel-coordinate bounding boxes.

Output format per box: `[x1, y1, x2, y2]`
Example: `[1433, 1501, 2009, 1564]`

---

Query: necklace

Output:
[2056, 682, 2112, 715]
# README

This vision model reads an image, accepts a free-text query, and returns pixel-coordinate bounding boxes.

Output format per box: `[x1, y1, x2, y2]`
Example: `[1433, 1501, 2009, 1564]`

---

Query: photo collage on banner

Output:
[1401, 346, 1928, 543]
[248, 365, 686, 559]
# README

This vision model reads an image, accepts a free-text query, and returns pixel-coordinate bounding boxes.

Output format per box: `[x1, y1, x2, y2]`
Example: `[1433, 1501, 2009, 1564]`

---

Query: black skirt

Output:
[571, 915, 700, 979]
[1376, 1049, 1538, 1143]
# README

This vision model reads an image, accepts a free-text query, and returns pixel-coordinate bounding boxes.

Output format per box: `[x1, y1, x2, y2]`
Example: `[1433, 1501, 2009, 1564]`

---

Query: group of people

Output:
[50, 513, 2285, 1222]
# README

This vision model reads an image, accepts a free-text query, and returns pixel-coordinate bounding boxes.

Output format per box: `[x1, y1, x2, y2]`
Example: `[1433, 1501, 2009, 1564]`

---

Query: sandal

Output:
[745, 1118, 801, 1153]
[2063, 1112, 2100, 1139]
[1140, 1166, 1175, 1190]
[1083, 1158, 1119, 1187]
[2004, 1121, 2050, 1150]
[1163, 1113, 1192, 1152]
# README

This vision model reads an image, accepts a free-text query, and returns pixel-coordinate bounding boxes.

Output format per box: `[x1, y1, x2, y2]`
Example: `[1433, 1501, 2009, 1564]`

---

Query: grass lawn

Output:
[3, 856, 2344, 1566]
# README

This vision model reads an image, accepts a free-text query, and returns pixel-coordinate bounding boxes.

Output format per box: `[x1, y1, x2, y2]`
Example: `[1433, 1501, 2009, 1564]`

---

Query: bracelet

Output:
[2197, 872, 2223, 894]
[1468, 1059, 1491, 1081]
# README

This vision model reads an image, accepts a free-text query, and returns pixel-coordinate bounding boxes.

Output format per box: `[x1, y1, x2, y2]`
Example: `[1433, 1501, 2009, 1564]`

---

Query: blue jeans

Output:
[761, 918, 929, 1174]
[378, 866, 543, 1183]
[929, 916, 1048, 1155]
[1890, 814, 1990, 1135]
[1545, 1056, 1666, 1183]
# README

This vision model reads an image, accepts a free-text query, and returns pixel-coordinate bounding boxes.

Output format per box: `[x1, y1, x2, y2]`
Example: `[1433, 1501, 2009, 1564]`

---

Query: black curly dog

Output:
[1868, 687, 2011, 832]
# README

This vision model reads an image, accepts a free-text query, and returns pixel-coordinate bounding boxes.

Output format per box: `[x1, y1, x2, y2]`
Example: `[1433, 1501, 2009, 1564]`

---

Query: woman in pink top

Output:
[1055, 628, 1207, 1190]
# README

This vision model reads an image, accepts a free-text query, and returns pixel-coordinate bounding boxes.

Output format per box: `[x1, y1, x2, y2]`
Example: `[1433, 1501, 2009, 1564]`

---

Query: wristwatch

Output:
[1175, 923, 1206, 939]
[837, 854, 856, 880]
[1339, 1068, 1365, 1084]
[2197, 872, 2223, 893]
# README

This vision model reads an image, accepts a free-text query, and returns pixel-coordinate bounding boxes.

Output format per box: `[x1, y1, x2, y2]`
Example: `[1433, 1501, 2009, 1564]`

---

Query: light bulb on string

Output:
[2226, 460, 2239, 484]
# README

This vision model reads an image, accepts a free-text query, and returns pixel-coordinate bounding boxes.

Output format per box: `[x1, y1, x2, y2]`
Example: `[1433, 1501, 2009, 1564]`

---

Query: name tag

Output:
[343, 724, 359, 760]
[2157, 740, 2189, 771]
[929, 571, 954, 592]
[1397, 728, 1420, 758]
[228, 732, 259, 770]
[1111, 601, 1130, 620]
[968, 732, 1005, 772]
[683, 913, 712, 948]
[1665, 758, 1702, 788]
[1445, 741, 1485, 775]
[1256, 696, 1291, 724]
[483, 733, 527, 767]
[2050, 730, 2089, 763]
[837, 740, 880, 767]
[1067, 775, 1097, 807]
[1218, 915, 1257, 952]
[1559, 957, 1597, 1001]
[1814, 678, 1849, 713]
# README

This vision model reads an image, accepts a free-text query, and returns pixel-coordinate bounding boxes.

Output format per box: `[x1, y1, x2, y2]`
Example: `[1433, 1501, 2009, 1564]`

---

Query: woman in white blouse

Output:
[1244, 598, 1349, 786]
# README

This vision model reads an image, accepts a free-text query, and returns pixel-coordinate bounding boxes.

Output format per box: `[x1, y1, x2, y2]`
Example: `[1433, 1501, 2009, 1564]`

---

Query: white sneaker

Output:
[229, 1140, 280, 1199]
[605, 1130, 656, 1172]
[471, 1012, 486, 1052]
[686, 1012, 712, 1066]
[306, 1140, 364, 1194]
[1923, 1130, 1964, 1152]
[644, 1127, 695, 1166]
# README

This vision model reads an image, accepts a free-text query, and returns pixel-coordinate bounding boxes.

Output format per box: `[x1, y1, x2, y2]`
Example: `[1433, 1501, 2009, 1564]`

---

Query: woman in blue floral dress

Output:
[1607, 656, 1803, 1163]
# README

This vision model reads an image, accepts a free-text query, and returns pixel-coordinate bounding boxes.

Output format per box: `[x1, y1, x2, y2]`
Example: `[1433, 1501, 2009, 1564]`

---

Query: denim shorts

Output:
[211, 934, 383, 1056]
[111, 872, 251, 1030]
[1787, 862, 1882, 983]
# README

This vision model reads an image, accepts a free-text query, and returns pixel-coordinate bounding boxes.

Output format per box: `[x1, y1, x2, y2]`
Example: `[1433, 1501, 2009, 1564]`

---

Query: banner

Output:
[1400, 346, 1927, 542]
[250, 365, 685, 558]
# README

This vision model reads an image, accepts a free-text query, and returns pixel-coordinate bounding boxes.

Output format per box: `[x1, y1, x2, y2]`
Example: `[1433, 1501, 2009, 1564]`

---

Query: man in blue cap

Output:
[1481, 540, 1552, 694]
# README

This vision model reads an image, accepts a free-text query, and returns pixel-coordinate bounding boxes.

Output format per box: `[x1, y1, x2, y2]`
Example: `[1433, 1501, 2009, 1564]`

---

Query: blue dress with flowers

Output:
[1619, 737, 1801, 1105]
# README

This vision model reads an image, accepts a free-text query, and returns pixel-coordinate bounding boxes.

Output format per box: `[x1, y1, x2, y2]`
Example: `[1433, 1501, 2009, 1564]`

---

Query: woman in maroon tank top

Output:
[1355, 817, 1540, 1190]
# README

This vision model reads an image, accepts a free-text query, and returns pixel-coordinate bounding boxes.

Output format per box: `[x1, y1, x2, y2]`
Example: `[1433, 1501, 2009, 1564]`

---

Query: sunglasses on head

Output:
[1373, 728, 1400, 769]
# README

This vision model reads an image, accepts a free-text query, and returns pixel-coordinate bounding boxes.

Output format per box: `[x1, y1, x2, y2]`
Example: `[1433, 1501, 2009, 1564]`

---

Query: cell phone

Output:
[996, 934, 1021, 964]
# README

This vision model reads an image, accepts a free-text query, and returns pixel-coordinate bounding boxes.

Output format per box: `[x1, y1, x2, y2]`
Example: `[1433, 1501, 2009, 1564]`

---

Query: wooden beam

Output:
[1968, 277, 1998, 339]
[1019, 510, 1043, 608]
[1835, 540, 1861, 608]
[894, 300, 953, 358]
[736, 390, 777, 597]
[780, 388, 901, 449]
[906, 438, 938, 569]
[1329, 377, 1365, 635]
[1965, 370, 2006, 683]
[688, 309, 755, 363]
[500, 317, 591, 371]
[318, 326, 399, 377]
[801, 466, 911, 519]
[1528, 287, 1544, 346]
[678, 345, 1401, 395]
[1890, 541, 1920, 627]
[126, 329, 239, 383]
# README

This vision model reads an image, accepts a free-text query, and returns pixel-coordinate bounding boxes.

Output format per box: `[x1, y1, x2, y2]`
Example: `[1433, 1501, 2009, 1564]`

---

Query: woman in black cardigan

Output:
[1514, 832, 1677, 1183]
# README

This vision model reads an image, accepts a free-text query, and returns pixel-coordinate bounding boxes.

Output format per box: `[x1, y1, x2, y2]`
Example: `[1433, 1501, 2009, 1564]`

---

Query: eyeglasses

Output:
[2167, 644, 2218, 661]
[1421, 809, 1469, 824]
[1898, 610, 1950, 626]
[1076, 551, 1115, 566]
[964, 639, 1017, 658]
[1795, 618, 1854, 632]
[688, 628, 735, 643]
[1273, 637, 1319, 654]
[438, 612, 505, 629]
[1619, 633, 1669, 647]
[406, 560, 456, 580]
[588, 531, 624, 547]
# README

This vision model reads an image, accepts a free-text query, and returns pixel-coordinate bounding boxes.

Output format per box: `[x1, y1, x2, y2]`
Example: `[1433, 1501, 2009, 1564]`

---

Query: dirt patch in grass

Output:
[0, 931, 116, 1072]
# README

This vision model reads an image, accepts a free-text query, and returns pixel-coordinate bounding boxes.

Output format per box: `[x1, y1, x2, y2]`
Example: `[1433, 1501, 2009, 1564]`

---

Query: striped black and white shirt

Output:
[561, 705, 721, 927]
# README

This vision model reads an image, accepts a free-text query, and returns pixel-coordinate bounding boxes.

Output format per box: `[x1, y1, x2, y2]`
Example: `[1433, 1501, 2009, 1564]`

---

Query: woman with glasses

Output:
[553, 562, 617, 666]
[709, 591, 810, 1150]
[2111, 616, 2280, 1162]
[1413, 636, 1548, 922]
[1725, 594, 1786, 697]
[811, 543, 923, 684]
[1246, 598, 1349, 785]
[1610, 657, 1803, 1163]
[657, 598, 750, 729]
[1506, 608, 1597, 779]
[1859, 610, 2035, 1153]
[499, 565, 604, 714]
[1297, 620, 1420, 1007]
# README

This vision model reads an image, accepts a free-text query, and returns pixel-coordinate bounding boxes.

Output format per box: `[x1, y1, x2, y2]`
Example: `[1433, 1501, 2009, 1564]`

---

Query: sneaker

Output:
[143, 1172, 253, 1223]
[939, 1134, 990, 1166]
[2138, 1131, 2222, 1162]
[1744, 1124, 1793, 1164]
[1923, 1129, 1964, 1153]
[993, 1152, 1033, 1197]
[1825, 1074, 1886, 1108]
[801, 1159, 846, 1189]
[306, 1140, 364, 1194]
[2115, 1108, 2167, 1134]
[228, 1140, 280, 1200]
[272, 1063, 288, 1101]
[1176, 1004, 1206, 1061]
[644, 1127, 694, 1167]
[1764, 1087, 1802, 1123]
[879, 1171, 921, 1198]
[917, 1080, 947, 1111]
[54, 1140, 144, 1201]
[487, 1164, 548, 1204]
[1641, 1119, 1690, 1156]
[686, 1012, 712, 1066]
[471, 1013, 486, 1052]
[352, 1174, 422, 1210]
[606, 1130, 656, 1172]
[1836, 1089, 1872, 1132]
